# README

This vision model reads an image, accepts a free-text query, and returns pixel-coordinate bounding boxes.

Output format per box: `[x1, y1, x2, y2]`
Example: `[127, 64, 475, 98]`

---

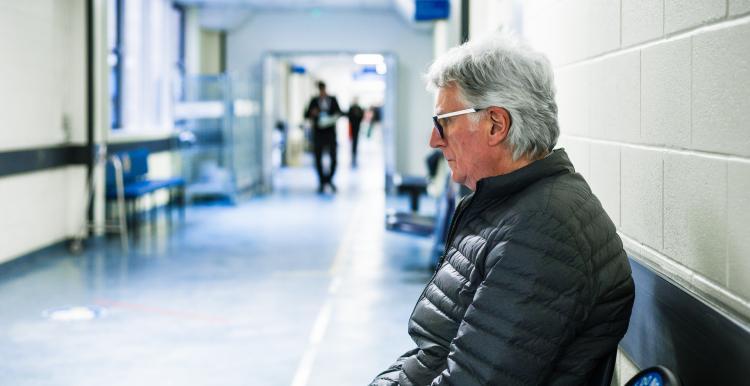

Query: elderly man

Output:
[370, 32, 634, 386]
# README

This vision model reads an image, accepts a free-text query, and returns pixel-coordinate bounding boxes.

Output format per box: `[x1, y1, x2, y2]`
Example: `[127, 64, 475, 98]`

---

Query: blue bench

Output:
[106, 148, 185, 228]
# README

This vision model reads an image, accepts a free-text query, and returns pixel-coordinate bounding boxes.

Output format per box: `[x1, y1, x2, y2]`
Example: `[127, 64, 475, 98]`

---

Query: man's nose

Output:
[429, 127, 444, 148]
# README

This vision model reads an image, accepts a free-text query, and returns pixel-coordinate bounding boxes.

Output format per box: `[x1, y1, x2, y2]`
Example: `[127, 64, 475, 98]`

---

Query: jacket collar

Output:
[472, 148, 575, 202]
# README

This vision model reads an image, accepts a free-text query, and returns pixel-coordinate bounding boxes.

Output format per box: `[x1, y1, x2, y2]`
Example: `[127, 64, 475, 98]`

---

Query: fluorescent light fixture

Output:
[353, 54, 384, 65]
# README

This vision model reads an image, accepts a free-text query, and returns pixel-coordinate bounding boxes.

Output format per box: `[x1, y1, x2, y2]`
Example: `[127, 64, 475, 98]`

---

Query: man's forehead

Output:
[434, 85, 462, 114]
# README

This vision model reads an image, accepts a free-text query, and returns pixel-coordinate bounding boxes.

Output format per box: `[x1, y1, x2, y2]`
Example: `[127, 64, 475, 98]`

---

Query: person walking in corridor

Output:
[347, 98, 365, 167]
[305, 81, 342, 193]
[369, 30, 635, 386]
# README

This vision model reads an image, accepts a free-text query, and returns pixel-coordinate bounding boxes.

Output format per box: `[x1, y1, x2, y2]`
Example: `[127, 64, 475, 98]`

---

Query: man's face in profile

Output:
[430, 85, 488, 190]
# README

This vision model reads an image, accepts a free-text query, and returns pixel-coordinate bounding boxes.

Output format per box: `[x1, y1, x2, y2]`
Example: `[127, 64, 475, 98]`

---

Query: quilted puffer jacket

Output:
[371, 149, 635, 386]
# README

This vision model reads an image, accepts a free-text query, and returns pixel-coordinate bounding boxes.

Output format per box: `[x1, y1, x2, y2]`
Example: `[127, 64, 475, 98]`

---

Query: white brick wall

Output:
[588, 0, 622, 57]
[730, 0, 750, 16]
[589, 51, 641, 143]
[622, 0, 664, 47]
[589, 143, 621, 226]
[641, 37, 691, 148]
[517, 1, 750, 376]
[663, 153, 727, 284]
[558, 136, 591, 180]
[555, 64, 591, 137]
[728, 161, 750, 300]
[692, 22, 750, 157]
[621, 147, 662, 250]
[665, 0, 726, 34]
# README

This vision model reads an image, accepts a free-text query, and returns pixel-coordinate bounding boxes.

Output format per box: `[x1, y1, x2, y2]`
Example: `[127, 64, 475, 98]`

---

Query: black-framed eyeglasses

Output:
[432, 107, 484, 139]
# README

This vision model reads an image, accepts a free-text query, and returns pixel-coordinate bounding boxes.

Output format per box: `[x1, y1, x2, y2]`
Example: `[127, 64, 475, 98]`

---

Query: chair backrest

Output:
[625, 366, 681, 386]
[586, 351, 617, 386]
[429, 174, 457, 266]
[106, 148, 150, 185]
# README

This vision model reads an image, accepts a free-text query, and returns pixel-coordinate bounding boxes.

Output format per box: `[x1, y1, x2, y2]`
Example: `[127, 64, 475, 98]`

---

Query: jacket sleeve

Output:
[331, 96, 342, 115]
[305, 98, 317, 119]
[431, 212, 589, 385]
[369, 348, 419, 386]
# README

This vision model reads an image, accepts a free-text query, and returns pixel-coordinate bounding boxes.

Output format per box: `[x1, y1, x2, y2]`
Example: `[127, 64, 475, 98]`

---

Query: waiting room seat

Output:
[584, 351, 681, 386]
[106, 148, 185, 228]
[391, 150, 444, 212]
[586, 351, 617, 386]
[386, 173, 458, 267]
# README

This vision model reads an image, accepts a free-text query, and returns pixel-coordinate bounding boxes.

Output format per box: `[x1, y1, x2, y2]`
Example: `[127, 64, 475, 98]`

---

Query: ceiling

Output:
[174, 0, 395, 11]
[176, 0, 400, 30]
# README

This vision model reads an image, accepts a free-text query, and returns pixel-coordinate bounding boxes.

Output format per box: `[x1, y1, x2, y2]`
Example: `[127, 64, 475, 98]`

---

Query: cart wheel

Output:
[69, 239, 83, 254]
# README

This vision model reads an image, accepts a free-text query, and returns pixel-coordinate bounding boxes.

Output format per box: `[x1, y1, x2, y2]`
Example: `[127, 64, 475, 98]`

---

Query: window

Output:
[108, 0, 123, 129]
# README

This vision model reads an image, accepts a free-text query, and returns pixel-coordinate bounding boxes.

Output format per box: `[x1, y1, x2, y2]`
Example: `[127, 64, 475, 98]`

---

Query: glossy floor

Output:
[0, 137, 437, 386]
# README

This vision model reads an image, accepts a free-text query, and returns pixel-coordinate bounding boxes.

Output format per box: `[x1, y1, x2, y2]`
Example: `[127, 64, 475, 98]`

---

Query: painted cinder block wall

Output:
[520, 0, 750, 382]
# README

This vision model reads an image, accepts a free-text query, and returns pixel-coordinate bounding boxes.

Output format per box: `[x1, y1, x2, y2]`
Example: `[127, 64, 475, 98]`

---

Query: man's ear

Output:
[487, 107, 511, 146]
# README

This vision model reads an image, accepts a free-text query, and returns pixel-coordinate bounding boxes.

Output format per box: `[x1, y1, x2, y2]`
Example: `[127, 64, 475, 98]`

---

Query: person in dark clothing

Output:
[369, 31, 634, 386]
[366, 104, 382, 138]
[347, 99, 364, 167]
[305, 81, 341, 193]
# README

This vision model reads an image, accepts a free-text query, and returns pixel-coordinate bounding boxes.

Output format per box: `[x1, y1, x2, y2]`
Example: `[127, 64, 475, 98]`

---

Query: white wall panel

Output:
[730, 0, 750, 16]
[555, 64, 590, 137]
[589, 52, 641, 143]
[641, 37, 691, 148]
[589, 143, 621, 227]
[663, 153, 727, 285]
[0, 169, 69, 264]
[558, 137, 590, 180]
[587, 0, 621, 57]
[665, 0, 726, 34]
[727, 161, 750, 300]
[622, 0, 664, 47]
[692, 22, 750, 157]
[621, 147, 663, 250]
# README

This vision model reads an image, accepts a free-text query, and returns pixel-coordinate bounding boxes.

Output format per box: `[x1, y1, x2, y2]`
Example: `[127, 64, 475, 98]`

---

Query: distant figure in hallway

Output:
[347, 98, 364, 167]
[305, 81, 341, 193]
[370, 31, 634, 386]
[366, 104, 382, 138]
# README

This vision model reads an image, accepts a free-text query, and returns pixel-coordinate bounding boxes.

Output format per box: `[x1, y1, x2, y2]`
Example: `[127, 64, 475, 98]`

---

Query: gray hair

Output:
[425, 30, 559, 161]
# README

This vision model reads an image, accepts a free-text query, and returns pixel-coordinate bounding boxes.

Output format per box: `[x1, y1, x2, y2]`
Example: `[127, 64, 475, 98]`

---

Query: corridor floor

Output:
[0, 138, 436, 385]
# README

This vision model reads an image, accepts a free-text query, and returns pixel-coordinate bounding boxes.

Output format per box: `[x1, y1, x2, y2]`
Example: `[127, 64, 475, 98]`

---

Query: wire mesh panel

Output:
[176, 73, 264, 203]
[227, 71, 264, 194]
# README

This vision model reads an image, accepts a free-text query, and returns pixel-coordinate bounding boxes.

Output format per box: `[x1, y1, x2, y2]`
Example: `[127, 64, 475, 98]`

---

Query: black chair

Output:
[625, 366, 681, 386]
[386, 174, 453, 237]
[386, 174, 457, 267]
[586, 351, 617, 386]
[393, 174, 429, 212]
[391, 150, 443, 212]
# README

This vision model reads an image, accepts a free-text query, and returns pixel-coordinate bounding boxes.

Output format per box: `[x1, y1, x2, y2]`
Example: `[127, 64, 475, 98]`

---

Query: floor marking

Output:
[93, 298, 230, 324]
[290, 199, 366, 386]
[328, 276, 343, 294]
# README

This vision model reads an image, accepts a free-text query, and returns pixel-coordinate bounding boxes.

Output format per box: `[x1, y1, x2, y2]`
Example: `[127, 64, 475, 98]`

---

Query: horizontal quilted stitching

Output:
[372, 150, 634, 386]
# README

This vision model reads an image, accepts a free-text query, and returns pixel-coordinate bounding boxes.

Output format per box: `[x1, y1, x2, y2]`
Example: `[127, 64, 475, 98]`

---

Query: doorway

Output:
[261, 52, 397, 193]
